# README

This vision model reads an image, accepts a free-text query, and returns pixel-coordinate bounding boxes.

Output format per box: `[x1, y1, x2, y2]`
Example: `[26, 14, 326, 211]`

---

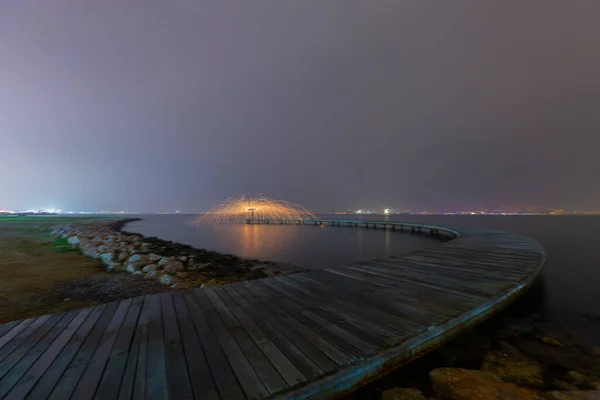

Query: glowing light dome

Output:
[195, 195, 318, 224]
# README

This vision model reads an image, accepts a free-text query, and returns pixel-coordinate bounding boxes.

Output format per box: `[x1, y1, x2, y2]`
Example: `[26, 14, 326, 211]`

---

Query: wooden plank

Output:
[348, 263, 491, 298]
[291, 274, 424, 337]
[117, 297, 145, 400]
[341, 264, 487, 302]
[183, 291, 245, 400]
[226, 283, 326, 380]
[0, 313, 64, 381]
[318, 269, 456, 324]
[242, 281, 354, 367]
[263, 278, 387, 350]
[0, 317, 49, 362]
[172, 292, 219, 400]
[326, 266, 479, 312]
[206, 287, 289, 395]
[48, 302, 121, 399]
[0, 321, 20, 342]
[194, 288, 270, 400]
[3, 308, 92, 400]
[0, 311, 78, 398]
[144, 294, 169, 400]
[383, 257, 514, 282]
[25, 304, 106, 399]
[160, 293, 194, 400]
[131, 296, 151, 400]
[95, 296, 144, 400]
[275, 275, 401, 346]
[71, 299, 132, 398]
[213, 286, 307, 387]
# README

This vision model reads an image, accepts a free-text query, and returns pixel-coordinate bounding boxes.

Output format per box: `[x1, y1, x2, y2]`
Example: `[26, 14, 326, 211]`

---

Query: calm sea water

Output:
[125, 215, 600, 318]
[124, 215, 443, 270]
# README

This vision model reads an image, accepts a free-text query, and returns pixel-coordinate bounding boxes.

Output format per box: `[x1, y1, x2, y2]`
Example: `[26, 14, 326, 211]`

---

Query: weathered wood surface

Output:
[0, 224, 545, 399]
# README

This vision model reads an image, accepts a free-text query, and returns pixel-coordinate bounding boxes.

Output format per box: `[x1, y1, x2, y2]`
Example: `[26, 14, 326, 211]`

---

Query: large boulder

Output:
[380, 388, 426, 400]
[430, 368, 544, 400]
[481, 351, 544, 389]
[163, 261, 185, 274]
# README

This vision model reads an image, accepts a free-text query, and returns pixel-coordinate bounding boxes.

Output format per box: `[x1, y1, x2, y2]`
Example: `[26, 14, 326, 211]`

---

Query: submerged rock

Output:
[546, 391, 600, 400]
[430, 368, 544, 400]
[380, 387, 426, 400]
[481, 351, 544, 389]
[539, 336, 564, 347]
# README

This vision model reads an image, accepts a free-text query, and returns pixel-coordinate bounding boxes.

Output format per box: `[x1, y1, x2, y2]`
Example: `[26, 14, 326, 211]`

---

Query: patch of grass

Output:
[0, 216, 109, 323]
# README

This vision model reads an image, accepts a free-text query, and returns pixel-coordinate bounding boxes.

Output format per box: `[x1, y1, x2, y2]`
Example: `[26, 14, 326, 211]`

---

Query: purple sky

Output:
[1, 1, 600, 212]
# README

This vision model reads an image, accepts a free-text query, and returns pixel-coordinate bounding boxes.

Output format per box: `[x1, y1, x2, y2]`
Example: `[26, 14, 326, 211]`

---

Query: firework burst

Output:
[194, 195, 319, 224]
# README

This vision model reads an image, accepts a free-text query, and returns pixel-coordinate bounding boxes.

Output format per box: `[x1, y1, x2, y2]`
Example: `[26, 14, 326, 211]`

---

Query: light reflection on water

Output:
[125, 215, 442, 270]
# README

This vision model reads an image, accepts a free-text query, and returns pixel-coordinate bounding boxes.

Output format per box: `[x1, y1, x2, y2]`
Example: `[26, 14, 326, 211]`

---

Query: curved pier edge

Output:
[281, 224, 546, 399]
[0, 221, 546, 400]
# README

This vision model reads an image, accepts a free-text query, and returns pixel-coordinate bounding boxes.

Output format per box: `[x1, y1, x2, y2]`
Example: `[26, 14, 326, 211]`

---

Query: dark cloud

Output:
[1, 1, 599, 212]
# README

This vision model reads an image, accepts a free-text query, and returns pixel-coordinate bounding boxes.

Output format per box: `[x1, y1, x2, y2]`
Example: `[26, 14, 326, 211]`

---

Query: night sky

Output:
[2, 1, 599, 212]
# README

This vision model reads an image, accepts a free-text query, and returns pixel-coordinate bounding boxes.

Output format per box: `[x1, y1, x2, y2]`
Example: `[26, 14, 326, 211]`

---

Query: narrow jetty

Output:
[0, 222, 545, 399]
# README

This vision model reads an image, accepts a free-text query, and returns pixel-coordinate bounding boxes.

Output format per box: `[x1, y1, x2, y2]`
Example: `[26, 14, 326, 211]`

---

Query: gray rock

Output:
[159, 274, 178, 286]
[105, 261, 122, 272]
[81, 246, 100, 259]
[158, 257, 175, 266]
[380, 388, 426, 400]
[145, 270, 164, 280]
[133, 270, 143, 276]
[179, 256, 188, 262]
[67, 236, 80, 247]
[163, 261, 185, 274]
[142, 264, 158, 273]
[127, 254, 146, 263]
[125, 264, 141, 274]
[100, 252, 114, 264]
[148, 253, 162, 262]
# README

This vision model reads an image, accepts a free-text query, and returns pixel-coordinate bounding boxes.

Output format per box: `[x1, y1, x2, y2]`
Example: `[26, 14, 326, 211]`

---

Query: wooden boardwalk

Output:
[0, 223, 545, 399]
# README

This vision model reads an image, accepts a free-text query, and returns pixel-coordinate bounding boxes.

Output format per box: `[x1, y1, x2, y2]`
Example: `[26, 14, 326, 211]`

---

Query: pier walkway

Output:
[0, 222, 545, 399]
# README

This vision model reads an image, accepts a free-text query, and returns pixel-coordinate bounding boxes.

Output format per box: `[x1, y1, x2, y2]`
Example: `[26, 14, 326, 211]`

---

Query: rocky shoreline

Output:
[50, 218, 295, 290]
